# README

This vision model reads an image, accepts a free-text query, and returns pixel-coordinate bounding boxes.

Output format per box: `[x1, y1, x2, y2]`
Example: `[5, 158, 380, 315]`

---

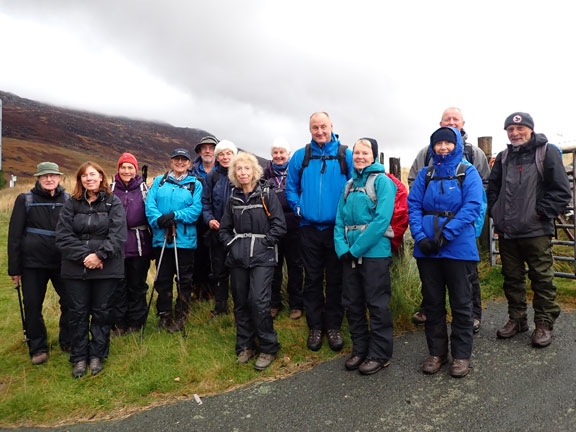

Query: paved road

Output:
[9, 301, 576, 431]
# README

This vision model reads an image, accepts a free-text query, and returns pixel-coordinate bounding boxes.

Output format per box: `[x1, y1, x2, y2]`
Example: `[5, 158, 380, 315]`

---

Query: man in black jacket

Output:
[488, 112, 571, 347]
[8, 162, 70, 364]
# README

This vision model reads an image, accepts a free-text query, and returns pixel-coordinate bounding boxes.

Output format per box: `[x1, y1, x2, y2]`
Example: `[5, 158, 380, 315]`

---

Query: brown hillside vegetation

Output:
[0, 90, 213, 180]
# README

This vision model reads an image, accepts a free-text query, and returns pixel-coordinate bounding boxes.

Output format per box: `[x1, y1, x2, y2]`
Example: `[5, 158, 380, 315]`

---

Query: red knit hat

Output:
[117, 152, 138, 172]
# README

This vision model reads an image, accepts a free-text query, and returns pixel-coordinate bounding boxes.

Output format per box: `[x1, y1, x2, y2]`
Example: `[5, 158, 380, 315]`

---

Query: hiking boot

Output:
[254, 353, 276, 371]
[359, 358, 390, 375]
[532, 320, 553, 348]
[450, 358, 471, 378]
[412, 311, 427, 326]
[31, 352, 48, 365]
[158, 312, 172, 330]
[327, 329, 343, 351]
[211, 303, 229, 317]
[73, 360, 87, 378]
[473, 319, 481, 334]
[89, 357, 103, 376]
[167, 317, 186, 334]
[126, 326, 141, 334]
[270, 307, 280, 319]
[497, 318, 528, 339]
[112, 327, 126, 336]
[289, 309, 303, 320]
[237, 349, 256, 364]
[345, 354, 366, 371]
[422, 355, 447, 374]
[307, 330, 323, 351]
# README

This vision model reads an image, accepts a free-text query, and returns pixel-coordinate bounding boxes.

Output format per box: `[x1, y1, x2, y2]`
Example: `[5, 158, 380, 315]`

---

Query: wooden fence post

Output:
[478, 136, 492, 251]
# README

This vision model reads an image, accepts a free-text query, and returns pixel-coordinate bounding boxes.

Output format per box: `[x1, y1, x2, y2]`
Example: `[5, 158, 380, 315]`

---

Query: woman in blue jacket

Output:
[146, 148, 203, 333]
[334, 138, 397, 375]
[408, 127, 482, 378]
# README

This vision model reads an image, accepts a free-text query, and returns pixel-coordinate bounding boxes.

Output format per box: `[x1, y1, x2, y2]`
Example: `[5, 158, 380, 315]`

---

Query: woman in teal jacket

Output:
[334, 138, 397, 375]
[145, 148, 203, 333]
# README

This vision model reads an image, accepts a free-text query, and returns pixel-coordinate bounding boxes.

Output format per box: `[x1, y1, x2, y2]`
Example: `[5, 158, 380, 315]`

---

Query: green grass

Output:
[1, 201, 574, 426]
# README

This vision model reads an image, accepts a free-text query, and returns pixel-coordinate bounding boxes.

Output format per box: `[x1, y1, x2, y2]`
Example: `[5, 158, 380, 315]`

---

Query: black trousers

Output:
[209, 231, 230, 310]
[110, 256, 150, 329]
[153, 247, 195, 317]
[21, 268, 70, 356]
[271, 229, 304, 310]
[193, 221, 212, 300]
[66, 278, 117, 362]
[230, 266, 280, 355]
[342, 257, 393, 362]
[417, 258, 475, 360]
[299, 226, 344, 331]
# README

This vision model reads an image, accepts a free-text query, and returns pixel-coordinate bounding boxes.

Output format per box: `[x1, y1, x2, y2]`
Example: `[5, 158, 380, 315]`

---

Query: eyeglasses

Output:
[39, 174, 61, 179]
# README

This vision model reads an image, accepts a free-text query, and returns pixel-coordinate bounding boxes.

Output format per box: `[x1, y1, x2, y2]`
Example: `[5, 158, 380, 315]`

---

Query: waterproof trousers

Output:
[417, 258, 475, 360]
[209, 231, 230, 312]
[110, 256, 150, 330]
[21, 268, 70, 356]
[271, 229, 304, 311]
[66, 278, 116, 363]
[342, 257, 393, 362]
[499, 236, 559, 324]
[153, 247, 195, 318]
[299, 226, 344, 331]
[230, 266, 280, 355]
[192, 221, 212, 300]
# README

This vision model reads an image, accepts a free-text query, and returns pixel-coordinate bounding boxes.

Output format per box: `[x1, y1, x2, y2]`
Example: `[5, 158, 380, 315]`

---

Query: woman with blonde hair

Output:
[56, 162, 127, 378]
[219, 152, 286, 370]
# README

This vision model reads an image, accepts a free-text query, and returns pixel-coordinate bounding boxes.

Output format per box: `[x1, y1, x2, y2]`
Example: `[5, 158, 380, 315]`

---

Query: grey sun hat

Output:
[194, 135, 219, 154]
[34, 162, 63, 177]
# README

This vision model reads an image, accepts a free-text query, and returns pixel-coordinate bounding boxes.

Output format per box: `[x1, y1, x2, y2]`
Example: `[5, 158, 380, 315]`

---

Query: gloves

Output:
[437, 235, 447, 249]
[418, 238, 439, 256]
[157, 212, 175, 228]
[340, 251, 355, 263]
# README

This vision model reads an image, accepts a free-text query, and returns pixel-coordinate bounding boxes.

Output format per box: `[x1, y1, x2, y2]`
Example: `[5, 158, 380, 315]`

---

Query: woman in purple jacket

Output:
[110, 153, 152, 334]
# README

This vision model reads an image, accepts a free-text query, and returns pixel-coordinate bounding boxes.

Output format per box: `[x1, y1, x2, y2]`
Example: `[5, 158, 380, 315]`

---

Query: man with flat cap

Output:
[488, 112, 570, 347]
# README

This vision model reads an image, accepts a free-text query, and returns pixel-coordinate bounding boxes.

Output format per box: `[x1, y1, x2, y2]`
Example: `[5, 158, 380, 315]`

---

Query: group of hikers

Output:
[7, 108, 572, 379]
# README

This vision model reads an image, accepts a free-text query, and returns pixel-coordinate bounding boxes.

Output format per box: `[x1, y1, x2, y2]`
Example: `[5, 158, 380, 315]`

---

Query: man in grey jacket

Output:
[408, 107, 490, 331]
[488, 112, 571, 347]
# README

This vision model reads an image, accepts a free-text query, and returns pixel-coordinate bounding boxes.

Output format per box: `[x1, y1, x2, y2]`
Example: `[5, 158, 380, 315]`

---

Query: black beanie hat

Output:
[431, 128, 457, 146]
[359, 137, 379, 163]
[504, 112, 534, 130]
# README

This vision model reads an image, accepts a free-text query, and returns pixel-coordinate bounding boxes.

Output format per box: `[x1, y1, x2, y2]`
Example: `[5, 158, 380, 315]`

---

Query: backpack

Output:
[229, 183, 272, 216]
[500, 143, 554, 179]
[158, 172, 196, 196]
[23, 191, 70, 236]
[423, 162, 487, 237]
[298, 143, 348, 184]
[111, 181, 149, 201]
[343, 172, 408, 252]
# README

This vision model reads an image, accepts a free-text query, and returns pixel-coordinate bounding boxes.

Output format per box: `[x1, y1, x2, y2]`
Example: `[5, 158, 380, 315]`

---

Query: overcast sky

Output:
[1, 0, 575, 168]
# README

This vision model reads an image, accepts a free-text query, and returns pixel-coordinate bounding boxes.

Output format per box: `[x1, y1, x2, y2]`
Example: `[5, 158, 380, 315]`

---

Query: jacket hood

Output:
[506, 132, 548, 153]
[310, 132, 341, 154]
[429, 126, 463, 168]
[353, 162, 386, 180]
[114, 173, 144, 191]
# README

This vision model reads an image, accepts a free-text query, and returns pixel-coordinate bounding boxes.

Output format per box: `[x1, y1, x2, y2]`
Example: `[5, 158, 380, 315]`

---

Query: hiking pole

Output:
[14, 281, 29, 344]
[172, 222, 187, 338]
[141, 228, 169, 339]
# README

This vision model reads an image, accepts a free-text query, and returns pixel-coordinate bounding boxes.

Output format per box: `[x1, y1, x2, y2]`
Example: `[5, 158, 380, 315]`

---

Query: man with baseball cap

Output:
[488, 112, 571, 347]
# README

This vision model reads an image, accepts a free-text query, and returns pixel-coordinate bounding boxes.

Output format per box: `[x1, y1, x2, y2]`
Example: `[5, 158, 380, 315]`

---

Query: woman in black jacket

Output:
[56, 162, 127, 378]
[219, 151, 286, 371]
[8, 162, 70, 365]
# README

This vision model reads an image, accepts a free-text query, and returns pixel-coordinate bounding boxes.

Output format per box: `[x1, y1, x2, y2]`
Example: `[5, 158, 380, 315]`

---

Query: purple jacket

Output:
[112, 174, 152, 258]
[263, 161, 299, 231]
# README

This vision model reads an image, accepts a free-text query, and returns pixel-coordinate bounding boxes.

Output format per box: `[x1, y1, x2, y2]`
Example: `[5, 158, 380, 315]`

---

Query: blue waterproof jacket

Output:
[201, 162, 233, 224]
[408, 127, 483, 261]
[285, 133, 353, 229]
[146, 172, 203, 249]
[334, 162, 397, 259]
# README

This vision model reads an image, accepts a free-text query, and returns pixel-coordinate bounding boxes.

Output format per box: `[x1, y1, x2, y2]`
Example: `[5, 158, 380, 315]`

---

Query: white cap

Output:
[270, 137, 290, 154]
[214, 140, 238, 157]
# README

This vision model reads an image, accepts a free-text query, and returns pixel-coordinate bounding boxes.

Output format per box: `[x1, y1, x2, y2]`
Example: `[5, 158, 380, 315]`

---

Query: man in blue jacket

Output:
[286, 112, 353, 351]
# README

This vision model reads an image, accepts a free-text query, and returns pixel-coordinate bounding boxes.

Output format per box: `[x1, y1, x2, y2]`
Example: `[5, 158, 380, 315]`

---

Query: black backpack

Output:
[298, 143, 348, 184]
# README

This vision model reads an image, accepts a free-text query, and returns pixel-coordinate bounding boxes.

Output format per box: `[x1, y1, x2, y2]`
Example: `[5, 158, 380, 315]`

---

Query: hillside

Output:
[0, 90, 213, 180]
